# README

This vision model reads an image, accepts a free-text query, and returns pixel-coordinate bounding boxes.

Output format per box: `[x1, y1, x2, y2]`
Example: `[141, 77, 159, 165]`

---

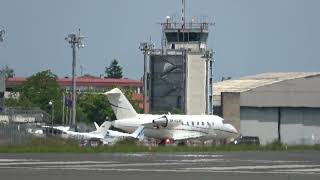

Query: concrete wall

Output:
[240, 107, 278, 145]
[221, 92, 240, 132]
[186, 53, 206, 114]
[240, 75, 320, 107]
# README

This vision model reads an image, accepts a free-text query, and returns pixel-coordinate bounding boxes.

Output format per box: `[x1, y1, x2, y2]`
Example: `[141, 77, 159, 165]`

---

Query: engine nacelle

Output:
[152, 116, 168, 127]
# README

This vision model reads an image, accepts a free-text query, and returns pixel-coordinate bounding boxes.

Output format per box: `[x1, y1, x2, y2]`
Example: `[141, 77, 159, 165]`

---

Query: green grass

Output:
[0, 138, 319, 153]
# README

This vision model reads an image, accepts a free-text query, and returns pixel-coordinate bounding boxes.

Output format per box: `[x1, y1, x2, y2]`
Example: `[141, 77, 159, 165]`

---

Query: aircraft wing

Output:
[171, 130, 207, 141]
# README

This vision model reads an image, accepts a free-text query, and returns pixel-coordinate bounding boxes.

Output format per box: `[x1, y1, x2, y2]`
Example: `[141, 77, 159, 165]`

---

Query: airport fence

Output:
[0, 123, 33, 145]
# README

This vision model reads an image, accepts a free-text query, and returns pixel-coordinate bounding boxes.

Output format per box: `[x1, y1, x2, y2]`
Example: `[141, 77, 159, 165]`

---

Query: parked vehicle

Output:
[232, 136, 260, 145]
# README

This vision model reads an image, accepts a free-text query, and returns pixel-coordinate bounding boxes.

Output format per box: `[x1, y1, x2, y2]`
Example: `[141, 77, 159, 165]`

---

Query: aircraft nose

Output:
[225, 124, 238, 134]
[230, 125, 238, 134]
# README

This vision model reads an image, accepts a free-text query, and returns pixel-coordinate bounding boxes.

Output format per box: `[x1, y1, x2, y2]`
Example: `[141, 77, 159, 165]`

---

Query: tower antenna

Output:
[182, 0, 186, 28]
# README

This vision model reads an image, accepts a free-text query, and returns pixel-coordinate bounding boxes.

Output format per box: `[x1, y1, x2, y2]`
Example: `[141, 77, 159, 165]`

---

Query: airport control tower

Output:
[145, 6, 214, 115]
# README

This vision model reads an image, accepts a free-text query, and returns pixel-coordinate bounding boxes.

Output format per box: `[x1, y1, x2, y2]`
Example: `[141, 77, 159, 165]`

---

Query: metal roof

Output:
[6, 76, 143, 88]
[213, 72, 320, 95]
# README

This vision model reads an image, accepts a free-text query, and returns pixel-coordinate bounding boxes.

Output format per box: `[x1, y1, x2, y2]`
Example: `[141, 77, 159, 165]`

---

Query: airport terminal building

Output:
[213, 72, 320, 145]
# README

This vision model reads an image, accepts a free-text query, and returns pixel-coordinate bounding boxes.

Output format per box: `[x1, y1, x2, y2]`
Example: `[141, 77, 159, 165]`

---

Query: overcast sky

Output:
[1, 0, 319, 81]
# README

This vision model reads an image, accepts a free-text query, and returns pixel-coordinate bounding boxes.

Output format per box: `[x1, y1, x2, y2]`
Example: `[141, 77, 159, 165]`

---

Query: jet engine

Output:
[152, 116, 168, 127]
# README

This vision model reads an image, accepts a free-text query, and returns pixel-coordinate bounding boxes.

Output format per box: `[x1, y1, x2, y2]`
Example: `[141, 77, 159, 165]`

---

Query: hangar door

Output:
[241, 107, 320, 145]
[281, 108, 320, 145]
[240, 107, 279, 145]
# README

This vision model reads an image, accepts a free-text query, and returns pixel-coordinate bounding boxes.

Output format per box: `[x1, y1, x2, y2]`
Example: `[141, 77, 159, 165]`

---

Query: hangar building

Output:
[213, 72, 320, 145]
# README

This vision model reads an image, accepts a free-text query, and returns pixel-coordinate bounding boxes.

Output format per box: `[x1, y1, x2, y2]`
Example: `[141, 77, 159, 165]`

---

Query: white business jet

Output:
[105, 88, 238, 144]
[57, 121, 144, 145]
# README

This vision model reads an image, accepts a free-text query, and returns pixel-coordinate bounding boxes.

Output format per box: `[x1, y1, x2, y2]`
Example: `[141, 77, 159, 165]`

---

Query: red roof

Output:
[6, 76, 143, 88]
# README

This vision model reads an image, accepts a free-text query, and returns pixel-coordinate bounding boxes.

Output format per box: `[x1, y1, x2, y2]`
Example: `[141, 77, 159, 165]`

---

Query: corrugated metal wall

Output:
[240, 107, 278, 145]
[281, 108, 320, 145]
[240, 107, 320, 145]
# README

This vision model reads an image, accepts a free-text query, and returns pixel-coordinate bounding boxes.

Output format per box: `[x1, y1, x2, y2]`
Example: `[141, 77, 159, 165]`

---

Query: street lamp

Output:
[0, 29, 5, 42]
[139, 42, 153, 113]
[65, 29, 85, 131]
[49, 100, 54, 135]
[202, 49, 214, 114]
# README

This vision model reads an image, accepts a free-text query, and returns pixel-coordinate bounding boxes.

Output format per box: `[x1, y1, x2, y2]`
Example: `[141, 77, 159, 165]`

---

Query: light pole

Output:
[0, 29, 5, 112]
[49, 100, 54, 136]
[139, 42, 153, 114]
[65, 29, 85, 131]
[202, 49, 214, 114]
[0, 29, 5, 42]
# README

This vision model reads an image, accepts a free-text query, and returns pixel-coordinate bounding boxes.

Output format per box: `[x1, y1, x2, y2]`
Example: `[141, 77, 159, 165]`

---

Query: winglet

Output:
[94, 122, 99, 130]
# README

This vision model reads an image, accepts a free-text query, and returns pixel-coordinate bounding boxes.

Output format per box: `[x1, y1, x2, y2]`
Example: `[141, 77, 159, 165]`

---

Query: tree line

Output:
[3, 59, 141, 125]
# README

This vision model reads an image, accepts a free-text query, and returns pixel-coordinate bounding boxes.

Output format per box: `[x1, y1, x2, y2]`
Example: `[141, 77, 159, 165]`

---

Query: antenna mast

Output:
[182, 0, 186, 27]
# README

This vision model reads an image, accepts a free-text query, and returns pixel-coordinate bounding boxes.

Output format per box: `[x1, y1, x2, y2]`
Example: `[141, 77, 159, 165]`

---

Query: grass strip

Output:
[0, 138, 319, 153]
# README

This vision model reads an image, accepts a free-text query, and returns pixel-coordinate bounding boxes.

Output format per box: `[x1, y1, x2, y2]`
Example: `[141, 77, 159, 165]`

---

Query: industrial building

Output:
[213, 72, 320, 145]
[6, 75, 143, 93]
[146, 17, 214, 114]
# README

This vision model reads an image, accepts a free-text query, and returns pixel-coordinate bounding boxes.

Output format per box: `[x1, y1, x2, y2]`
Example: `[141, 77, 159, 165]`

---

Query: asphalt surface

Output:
[0, 151, 320, 180]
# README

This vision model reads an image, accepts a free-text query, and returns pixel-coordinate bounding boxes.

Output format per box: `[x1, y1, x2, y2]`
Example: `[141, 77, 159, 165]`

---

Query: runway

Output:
[0, 151, 320, 180]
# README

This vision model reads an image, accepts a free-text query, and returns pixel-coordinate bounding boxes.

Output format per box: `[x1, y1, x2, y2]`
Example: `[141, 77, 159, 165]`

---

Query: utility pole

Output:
[139, 42, 153, 113]
[202, 49, 214, 114]
[0, 29, 5, 42]
[0, 29, 5, 113]
[65, 29, 85, 131]
[49, 101, 54, 136]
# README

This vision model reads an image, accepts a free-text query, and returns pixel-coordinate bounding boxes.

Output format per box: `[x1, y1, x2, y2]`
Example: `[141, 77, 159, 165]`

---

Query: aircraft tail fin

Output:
[130, 126, 145, 140]
[104, 88, 138, 119]
[94, 121, 111, 136]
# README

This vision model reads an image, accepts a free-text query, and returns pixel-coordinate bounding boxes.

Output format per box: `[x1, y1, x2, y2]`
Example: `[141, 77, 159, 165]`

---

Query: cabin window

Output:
[212, 122, 215, 126]
[187, 122, 189, 126]
[201, 122, 204, 126]
[207, 122, 211, 126]
[192, 121, 194, 126]
[197, 122, 199, 126]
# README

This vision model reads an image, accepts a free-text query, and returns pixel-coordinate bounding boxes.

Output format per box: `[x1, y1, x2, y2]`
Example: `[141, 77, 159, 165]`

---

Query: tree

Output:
[0, 65, 15, 78]
[20, 70, 63, 123]
[105, 59, 123, 78]
[77, 93, 115, 125]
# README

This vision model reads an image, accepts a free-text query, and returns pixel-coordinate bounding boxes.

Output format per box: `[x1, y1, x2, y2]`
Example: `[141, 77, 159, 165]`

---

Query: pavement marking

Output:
[0, 159, 39, 162]
[166, 158, 225, 162]
[275, 168, 320, 172]
[38, 162, 190, 168]
[185, 164, 320, 171]
[0, 155, 319, 176]
[25, 167, 320, 175]
[0, 161, 118, 166]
